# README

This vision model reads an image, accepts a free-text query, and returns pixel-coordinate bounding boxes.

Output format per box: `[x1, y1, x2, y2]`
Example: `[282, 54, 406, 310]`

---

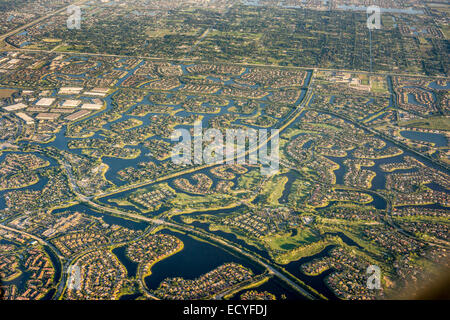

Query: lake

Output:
[400, 131, 447, 147]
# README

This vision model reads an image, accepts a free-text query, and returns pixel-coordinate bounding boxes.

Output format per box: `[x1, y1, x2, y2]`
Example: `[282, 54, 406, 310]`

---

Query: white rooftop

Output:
[35, 98, 56, 107]
[62, 99, 82, 107]
[3, 103, 27, 112]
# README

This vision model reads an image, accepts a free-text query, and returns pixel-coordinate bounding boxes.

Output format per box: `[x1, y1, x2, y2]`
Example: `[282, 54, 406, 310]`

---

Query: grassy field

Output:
[170, 191, 236, 213]
[370, 76, 389, 94]
[261, 175, 288, 206]
[264, 227, 319, 252]
[398, 116, 450, 131]
[237, 169, 263, 190]
[274, 237, 340, 265]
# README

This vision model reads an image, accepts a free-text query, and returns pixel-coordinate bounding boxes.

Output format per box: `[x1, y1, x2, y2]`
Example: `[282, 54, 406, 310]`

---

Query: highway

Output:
[78, 196, 319, 300]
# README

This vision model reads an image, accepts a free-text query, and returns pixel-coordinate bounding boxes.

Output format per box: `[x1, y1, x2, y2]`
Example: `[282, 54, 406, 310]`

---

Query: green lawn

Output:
[264, 227, 319, 253]
[399, 116, 450, 131]
[262, 175, 288, 206]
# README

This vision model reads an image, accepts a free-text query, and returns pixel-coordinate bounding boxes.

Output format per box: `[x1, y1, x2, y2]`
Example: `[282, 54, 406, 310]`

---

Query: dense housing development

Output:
[0, 0, 449, 302]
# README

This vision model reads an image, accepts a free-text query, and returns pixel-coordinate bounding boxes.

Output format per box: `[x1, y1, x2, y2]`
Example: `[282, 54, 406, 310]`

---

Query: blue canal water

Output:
[144, 229, 265, 290]
[428, 81, 450, 90]
[400, 131, 447, 147]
